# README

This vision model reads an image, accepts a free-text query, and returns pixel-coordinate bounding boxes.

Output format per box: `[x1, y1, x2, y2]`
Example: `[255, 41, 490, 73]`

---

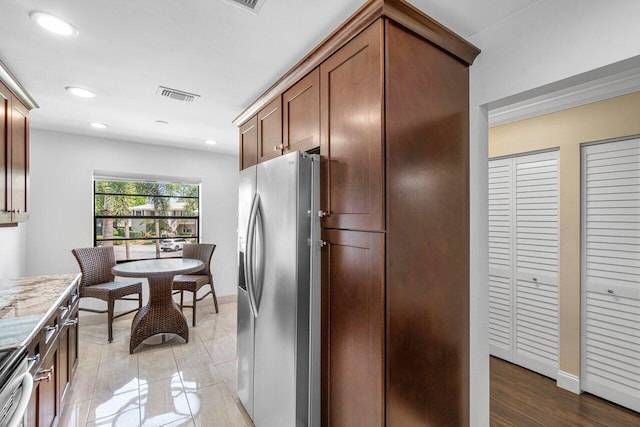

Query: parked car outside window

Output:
[161, 238, 187, 252]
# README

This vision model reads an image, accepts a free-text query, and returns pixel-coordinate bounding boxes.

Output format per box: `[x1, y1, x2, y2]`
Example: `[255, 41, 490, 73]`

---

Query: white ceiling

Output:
[0, 0, 539, 155]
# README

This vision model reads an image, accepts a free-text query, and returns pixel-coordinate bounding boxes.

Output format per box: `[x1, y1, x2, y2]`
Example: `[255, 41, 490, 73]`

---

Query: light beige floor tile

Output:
[201, 335, 236, 366]
[100, 337, 136, 364]
[184, 383, 246, 427]
[87, 386, 140, 422]
[160, 417, 195, 427]
[171, 334, 208, 360]
[215, 360, 237, 399]
[65, 364, 98, 405]
[78, 340, 103, 367]
[58, 399, 91, 427]
[176, 352, 222, 390]
[139, 376, 191, 427]
[96, 350, 138, 391]
[139, 347, 179, 383]
[86, 407, 141, 427]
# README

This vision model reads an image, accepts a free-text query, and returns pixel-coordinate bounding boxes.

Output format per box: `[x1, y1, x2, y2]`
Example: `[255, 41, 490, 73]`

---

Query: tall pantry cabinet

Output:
[234, 1, 479, 425]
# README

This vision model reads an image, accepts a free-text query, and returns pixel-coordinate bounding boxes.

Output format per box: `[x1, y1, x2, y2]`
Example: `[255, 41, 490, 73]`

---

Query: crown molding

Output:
[488, 64, 640, 127]
[0, 59, 39, 110]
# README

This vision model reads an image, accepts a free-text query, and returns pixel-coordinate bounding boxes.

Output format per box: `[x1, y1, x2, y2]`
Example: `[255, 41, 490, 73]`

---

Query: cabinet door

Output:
[68, 308, 79, 377]
[37, 347, 58, 427]
[321, 229, 384, 427]
[239, 116, 258, 171]
[283, 68, 320, 154]
[0, 83, 10, 223]
[58, 325, 69, 403]
[320, 21, 384, 232]
[257, 96, 283, 163]
[10, 99, 29, 222]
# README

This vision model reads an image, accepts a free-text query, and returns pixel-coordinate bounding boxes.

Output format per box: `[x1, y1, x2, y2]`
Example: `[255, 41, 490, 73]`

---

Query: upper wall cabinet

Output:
[239, 116, 258, 171]
[283, 69, 320, 154]
[0, 68, 36, 225]
[320, 23, 384, 232]
[257, 97, 283, 164]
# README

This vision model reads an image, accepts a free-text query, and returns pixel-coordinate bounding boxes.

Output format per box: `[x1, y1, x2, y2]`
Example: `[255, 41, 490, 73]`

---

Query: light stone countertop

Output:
[0, 273, 80, 349]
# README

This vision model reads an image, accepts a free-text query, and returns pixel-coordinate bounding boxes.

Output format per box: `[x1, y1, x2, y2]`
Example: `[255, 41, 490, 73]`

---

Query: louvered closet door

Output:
[488, 158, 514, 360]
[513, 151, 559, 379]
[582, 137, 640, 413]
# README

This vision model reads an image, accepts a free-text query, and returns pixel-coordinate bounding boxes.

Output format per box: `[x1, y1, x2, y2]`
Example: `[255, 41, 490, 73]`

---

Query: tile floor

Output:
[59, 300, 253, 427]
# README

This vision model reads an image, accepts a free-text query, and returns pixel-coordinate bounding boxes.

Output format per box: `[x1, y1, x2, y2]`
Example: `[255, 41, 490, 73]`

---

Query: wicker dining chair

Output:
[172, 243, 218, 326]
[71, 246, 143, 342]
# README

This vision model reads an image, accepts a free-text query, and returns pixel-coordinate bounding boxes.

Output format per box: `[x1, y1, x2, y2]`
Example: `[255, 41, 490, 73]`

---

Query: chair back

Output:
[71, 246, 116, 288]
[182, 243, 216, 276]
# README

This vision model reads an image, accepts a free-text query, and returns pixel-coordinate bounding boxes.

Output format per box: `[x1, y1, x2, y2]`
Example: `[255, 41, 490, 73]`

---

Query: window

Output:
[94, 176, 200, 262]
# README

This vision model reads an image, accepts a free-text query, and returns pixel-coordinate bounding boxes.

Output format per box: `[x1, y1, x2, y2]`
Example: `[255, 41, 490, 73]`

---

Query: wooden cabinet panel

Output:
[239, 116, 258, 171]
[0, 80, 30, 224]
[257, 96, 283, 163]
[0, 83, 10, 223]
[283, 68, 320, 154]
[37, 347, 58, 427]
[320, 21, 384, 232]
[385, 21, 470, 426]
[11, 101, 28, 222]
[321, 229, 384, 427]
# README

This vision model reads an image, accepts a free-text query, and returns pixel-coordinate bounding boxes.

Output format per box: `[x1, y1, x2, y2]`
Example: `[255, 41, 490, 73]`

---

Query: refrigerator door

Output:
[237, 166, 257, 418]
[253, 152, 313, 427]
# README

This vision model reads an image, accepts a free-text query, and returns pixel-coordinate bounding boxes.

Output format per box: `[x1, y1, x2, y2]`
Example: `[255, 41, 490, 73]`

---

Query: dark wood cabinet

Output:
[0, 71, 33, 225]
[26, 282, 80, 427]
[257, 96, 283, 163]
[283, 68, 320, 154]
[321, 229, 384, 426]
[234, 1, 479, 425]
[320, 22, 384, 232]
[239, 116, 258, 171]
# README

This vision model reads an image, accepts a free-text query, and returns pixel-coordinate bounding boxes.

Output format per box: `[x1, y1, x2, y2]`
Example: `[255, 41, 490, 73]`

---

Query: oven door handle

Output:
[6, 371, 33, 427]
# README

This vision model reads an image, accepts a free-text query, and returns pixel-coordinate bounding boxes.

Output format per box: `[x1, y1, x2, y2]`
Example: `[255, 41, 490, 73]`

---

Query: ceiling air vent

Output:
[156, 86, 201, 102]
[225, 0, 266, 13]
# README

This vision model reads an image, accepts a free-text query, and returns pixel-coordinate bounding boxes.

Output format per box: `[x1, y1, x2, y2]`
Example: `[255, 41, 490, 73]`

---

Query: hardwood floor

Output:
[491, 357, 640, 426]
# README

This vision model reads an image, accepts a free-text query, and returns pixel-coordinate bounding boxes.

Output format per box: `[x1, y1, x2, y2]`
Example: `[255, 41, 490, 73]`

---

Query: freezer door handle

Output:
[245, 193, 260, 318]
[254, 199, 265, 310]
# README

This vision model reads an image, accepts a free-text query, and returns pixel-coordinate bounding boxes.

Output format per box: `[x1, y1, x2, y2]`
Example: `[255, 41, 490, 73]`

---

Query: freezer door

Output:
[237, 166, 256, 418]
[253, 152, 313, 427]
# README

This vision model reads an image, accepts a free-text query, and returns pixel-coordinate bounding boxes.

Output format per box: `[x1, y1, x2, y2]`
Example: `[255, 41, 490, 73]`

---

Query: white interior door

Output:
[582, 137, 640, 413]
[513, 151, 559, 379]
[488, 150, 559, 380]
[489, 158, 514, 360]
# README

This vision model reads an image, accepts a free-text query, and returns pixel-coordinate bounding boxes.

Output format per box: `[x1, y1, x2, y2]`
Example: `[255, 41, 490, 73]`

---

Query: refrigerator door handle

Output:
[254, 198, 265, 311]
[245, 193, 260, 318]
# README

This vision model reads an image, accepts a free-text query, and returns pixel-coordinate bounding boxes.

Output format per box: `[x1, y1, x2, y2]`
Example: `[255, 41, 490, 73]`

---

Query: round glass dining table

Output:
[112, 258, 203, 353]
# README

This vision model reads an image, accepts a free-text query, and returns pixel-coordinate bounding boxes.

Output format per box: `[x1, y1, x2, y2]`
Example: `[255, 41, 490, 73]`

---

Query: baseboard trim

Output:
[557, 370, 581, 395]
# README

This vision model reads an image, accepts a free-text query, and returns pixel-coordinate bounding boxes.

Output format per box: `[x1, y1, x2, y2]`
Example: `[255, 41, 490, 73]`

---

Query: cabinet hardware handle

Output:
[65, 318, 79, 327]
[45, 325, 58, 332]
[607, 289, 614, 294]
[28, 354, 40, 371]
[319, 240, 328, 248]
[35, 366, 54, 383]
[273, 143, 284, 152]
[318, 210, 329, 218]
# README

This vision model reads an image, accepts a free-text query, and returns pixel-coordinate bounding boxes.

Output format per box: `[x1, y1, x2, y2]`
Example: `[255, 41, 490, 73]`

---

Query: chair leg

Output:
[180, 290, 184, 311]
[108, 300, 115, 343]
[212, 284, 219, 314]
[138, 292, 143, 310]
[192, 290, 197, 327]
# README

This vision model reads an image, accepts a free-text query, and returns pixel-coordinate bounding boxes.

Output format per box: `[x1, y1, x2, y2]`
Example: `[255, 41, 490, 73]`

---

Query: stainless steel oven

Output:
[0, 347, 33, 427]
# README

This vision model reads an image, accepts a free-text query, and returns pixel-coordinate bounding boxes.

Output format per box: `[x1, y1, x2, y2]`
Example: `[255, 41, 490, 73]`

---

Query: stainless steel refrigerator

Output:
[237, 151, 320, 427]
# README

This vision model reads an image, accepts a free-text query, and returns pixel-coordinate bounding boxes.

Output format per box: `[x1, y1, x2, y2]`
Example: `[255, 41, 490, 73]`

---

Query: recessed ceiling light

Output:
[155, 120, 169, 125]
[205, 139, 218, 145]
[29, 11, 78, 37]
[89, 122, 108, 129]
[65, 86, 96, 98]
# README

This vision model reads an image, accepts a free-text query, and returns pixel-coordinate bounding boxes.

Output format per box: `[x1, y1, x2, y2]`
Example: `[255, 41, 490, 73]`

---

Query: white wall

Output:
[26, 129, 239, 298]
[467, 1, 640, 425]
[0, 225, 27, 277]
